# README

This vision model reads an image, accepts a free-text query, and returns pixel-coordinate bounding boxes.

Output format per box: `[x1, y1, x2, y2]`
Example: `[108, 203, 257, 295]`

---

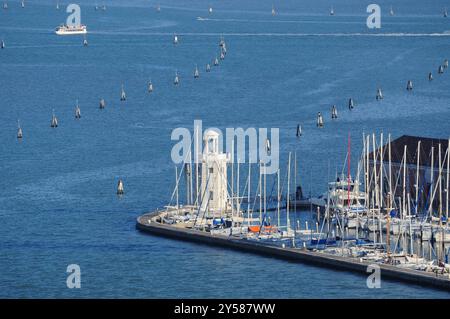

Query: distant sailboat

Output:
[444, 59, 449, 68]
[209, 6, 213, 14]
[389, 6, 394, 16]
[438, 65, 444, 74]
[348, 98, 354, 110]
[173, 34, 178, 44]
[17, 120, 23, 139]
[148, 80, 153, 93]
[83, 36, 88, 46]
[428, 72, 433, 81]
[3, 1, 7, 9]
[296, 124, 302, 137]
[214, 56, 219, 66]
[376, 88, 383, 100]
[330, 6, 334, 16]
[220, 50, 225, 60]
[95, 3, 98, 10]
[99, 98, 106, 109]
[21, 0, 25, 8]
[206, 63, 211, 72]
[219, 36, 225, 47]
[444, 8, 448, 18]
[75, 100, 81, 119]
[56, 1, 59, 10]
[156, 4, 161, 12]
[120, 84, 126, 101]
[1, 40, 4, 49]
[331, 105, 338, 119]
[51, 110, 58, 128]
[194, 65, 199, 78]
[174, 71, 179, 85]
[317, 112, 324, 128]
[406, 80, 413, 91]
[271, 4, 276, 16]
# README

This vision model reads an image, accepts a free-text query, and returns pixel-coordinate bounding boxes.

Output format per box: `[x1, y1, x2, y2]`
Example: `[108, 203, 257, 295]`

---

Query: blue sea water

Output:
[1, 0, 450, 298]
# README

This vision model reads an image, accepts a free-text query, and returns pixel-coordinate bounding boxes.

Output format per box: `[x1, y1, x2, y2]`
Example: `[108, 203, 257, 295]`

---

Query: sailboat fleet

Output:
[152, 131, 450, 275]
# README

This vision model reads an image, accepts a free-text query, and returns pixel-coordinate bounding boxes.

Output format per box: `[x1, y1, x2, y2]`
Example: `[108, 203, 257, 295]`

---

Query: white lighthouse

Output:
[200, 130, 229, 214]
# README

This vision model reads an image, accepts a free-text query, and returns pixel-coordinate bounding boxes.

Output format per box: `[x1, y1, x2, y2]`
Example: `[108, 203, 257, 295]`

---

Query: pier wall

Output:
[136, 213, 450, 291]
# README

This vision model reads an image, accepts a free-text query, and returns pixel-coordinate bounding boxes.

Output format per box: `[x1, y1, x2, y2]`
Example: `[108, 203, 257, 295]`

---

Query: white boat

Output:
[206, 63, 211, 72]
[1, 40, 4, 49]
[3, 1, 7, 9]
[271, 5, 276, 16]
[214, 56, 219, 66]
[173, 34, 178, 44]
[406, 80, 413, 91]
[389, 6, 394, 16]
[330, 7, 334, 16]
[148, 80, 153, 93]
[194, 65, 199, 78]
[209, 7, 213, 14]
[51, 111, 58, 128]
[99, 98, 106, 109]
[376, 88, 383, 100]
[120, 85, 126, 101]
[75, 100, 81, 119]
[174, 71, 179, 85]
[55, 24, 87, 35]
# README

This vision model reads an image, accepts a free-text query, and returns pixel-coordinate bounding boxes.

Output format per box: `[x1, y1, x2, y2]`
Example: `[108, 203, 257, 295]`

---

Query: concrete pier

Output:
[136, 212, 450, 291]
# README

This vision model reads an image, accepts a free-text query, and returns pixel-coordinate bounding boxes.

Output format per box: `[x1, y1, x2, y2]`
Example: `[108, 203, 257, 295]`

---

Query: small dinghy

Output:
[17, 120, 23, 139]
[348, 98, 354, 110]
[51, 110, 58, 128]
[406, 80, 413, 91]
[75, 100, 81, 119]
[429, 72, 433, 81]
[156, 4, 161, 12]
[444, 59, 449, 68]
[271, 5, 276, 16]
[331, 105, 338, 119]
[83, 37, 88, 46]
[438, 65, 444, 74]
[21, 0, 25, 8]
[296, 124, 302, 137]
[1, 39, 4, 49]
[206, 63, 211, 72]
[389, 6, 394, 16]
[220, 50, 225, 60]
[444, 8, 448, 18]
[99, 98, 106, 109]
[317, 112, 324, 128]
[120, 85, 126, 101]
[209, 7, 213, 14]
[376, 88, 383, 100]
[174, 71, 179, 85]
[117, 179, 124, 195]
[214, 56, 219, 66]
[3, 1, 8, 9]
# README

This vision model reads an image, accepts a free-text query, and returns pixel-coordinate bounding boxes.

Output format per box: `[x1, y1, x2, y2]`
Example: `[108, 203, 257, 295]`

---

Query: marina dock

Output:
[137, 211, 450, 291]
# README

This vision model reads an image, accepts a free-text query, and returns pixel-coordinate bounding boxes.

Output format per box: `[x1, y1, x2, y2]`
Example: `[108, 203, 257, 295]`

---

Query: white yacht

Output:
[55, 24, 87, 35]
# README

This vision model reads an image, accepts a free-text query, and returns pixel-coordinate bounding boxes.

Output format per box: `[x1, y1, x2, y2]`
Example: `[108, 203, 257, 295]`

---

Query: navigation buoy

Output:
[331, 105, 338, 119]
[120, 84, 126, 101]
[348, 98, 354, 110]
[51, 110, 58, 128]
[75, 100, 81, 119]
[117, 179, 124, 195]
[406, 80, 413, 91]
[148, 80, 153, 93]
[194, 65, 199, 78]
[296, 124, 302, 137]
[376, 88, 383, 100]
[17, 120, 23, 139]
[317, 112, 324, 128]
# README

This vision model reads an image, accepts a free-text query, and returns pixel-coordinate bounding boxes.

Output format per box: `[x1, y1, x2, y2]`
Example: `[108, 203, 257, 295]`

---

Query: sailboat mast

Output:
[195, 127, 199, 206]
[388, 134, 393, 209]
[429, 147, 434, 216]
[287, 152, 291, 232]
[175, 166, 179, 209]
[259, 161, 262, 223]
[277, 169, 280, 228]
[446, 139, 450, 221]
[247, 161, 251, 226]
[380, 133, 384, 210]
[439, 144, 443, 226]
[237, 159, 240, 220]
[415, 141, 421, 214]
[402, 145, 407, 219]
[347, 133, 351, 209]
